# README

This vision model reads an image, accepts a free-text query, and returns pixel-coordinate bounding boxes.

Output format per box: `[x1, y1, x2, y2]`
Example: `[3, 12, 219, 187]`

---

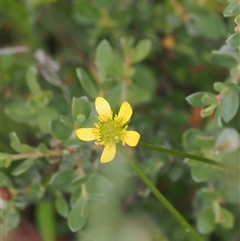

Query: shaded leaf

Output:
[67, 198, 88, 232]
[71, 96, 91, 123]
[183, 128, 204, 151]
[215, 128, 240, 153]
[191, 163, 214, 183]
[76, 68, 98, 99]
[186, 92, 207, 107]
[223, 1, 240, 17]
[1, 208, 20, 233]
[197, 206, 216, 234]
[226, 32, 240, 48]
[26, 66, 42, 95]
[50, 169, 78, 191]
[222, 86, 239, 123]
[36, 201, 56, 241]
[0, 153, 13, 168]
[37, 107, 59, 132]
[95, 39, 113, 82]
[12, 158, 35, 176]
[50, 118, 72, 140]
[133, 39, 151, 63]
[9, 132, 22, 153]
[219, 207, 234, 229]
[55, 196, 69, 218]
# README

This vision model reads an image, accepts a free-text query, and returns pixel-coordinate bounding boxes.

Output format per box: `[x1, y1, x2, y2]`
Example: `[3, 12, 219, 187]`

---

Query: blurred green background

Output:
[1, 0, 240, 241]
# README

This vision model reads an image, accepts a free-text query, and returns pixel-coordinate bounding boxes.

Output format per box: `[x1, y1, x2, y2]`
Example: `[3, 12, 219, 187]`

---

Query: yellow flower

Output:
[76, 97, 140, 163]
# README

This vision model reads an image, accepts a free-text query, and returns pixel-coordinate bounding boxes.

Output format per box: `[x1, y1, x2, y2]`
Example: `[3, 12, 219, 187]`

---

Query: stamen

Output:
[94, 113, 127, 147]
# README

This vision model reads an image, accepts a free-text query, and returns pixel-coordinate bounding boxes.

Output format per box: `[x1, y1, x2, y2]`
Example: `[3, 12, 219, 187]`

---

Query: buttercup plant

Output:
[1, 0, 240, 240]
[76, 97, 140, 163]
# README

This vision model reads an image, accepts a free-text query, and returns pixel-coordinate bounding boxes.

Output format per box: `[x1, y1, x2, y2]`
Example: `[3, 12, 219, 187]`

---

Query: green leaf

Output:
[59, 115, 73, 129]
[120, 37, 135, 56]
[212, 45, 239, 68]
[105, 83, 122, 108]
[9, 132, 22, 153]
[95, 39, 113, 82]
[214, 107, 223, 127]
[36, 201, 56, 241]
[38, 143, 50, 156]
[50, 118, 72, 140]
[191, 163, 214, 183]
[198, 188, 220, 201]
[50, 169, 78, 192]
[213, 82, 227, 92]
[226, 32, 240, 48]
[222, 85, 239, 123]
[72, 1, 100, 25]
[215, 128, 240, 153]
[1, 208, 20, 233]
[71, 96, 91, 124]
[11, 158, 35, 176]
[55, 196, 69, 218]
[20, 144, 36, 154]
[220, 181, 240, 203]
[192, 13, 226, 39]
[0, 153, 13, 168]
[234, 14, 240, 25]
[30, 183, 45, 200]
[10, 133, 36, 154]
[183, 128, 204, 151]
[201, 93, 217, 105]
[76, 115, 86, 125]
[4, 101, 34, 123]
[86, 174, 113, 197]
[196, 136, 215, 150]
[128, 65, 156, 105]
[133, 39, 151, 63]
[186, 92, 207, 107]
[219, 207, 234, 229]
[67, 198, 88, 232]
[72, 176, 88, 186]
[223, 1, 240, 17]
[26, 66, 42, 95]
[197, 206, 216, 234]
[76, 68, 98, 99]
[37, 107, 59, 132]
[0, 171, 13, 187]
[70, 187, 82, 207]
[28, 91, 52, 110]
[200, 105, 216, 118]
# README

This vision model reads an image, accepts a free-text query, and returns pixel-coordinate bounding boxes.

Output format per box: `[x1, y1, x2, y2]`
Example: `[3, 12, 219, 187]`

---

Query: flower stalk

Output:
[138, 141, 239, 173]
[120, 148, 205, 241]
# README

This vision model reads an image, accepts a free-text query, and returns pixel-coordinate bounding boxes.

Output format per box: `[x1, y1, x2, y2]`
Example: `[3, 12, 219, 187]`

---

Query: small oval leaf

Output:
[76, 68, 98, 99]
[133, 39, 151, 63]
[67, 198, 88, 232]
[50, 118, 72, 140]
[222, 87, 239, 123]
[50, 169, 78, 191]
[55, 196, 69, 218]
[12, 158, 35, 176]
[197, 206, 216, 234]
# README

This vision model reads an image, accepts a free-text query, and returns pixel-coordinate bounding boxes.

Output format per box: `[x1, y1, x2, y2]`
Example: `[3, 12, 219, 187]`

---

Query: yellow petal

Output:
[95, 97, 112, 119]
[125, 131, 140, 146]
[76, 128, 96, 141]
[116, 101, 132, 124]
[100, 144, 116, 163]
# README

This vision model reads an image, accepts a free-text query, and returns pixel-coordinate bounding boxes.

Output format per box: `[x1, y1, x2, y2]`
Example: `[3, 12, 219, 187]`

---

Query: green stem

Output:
[138, 141, 239, 172]
[120, 149, 205, 241]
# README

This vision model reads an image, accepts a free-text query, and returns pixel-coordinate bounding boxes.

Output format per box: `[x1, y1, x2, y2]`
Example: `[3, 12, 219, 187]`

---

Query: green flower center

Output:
[93, 117, 127, 146]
